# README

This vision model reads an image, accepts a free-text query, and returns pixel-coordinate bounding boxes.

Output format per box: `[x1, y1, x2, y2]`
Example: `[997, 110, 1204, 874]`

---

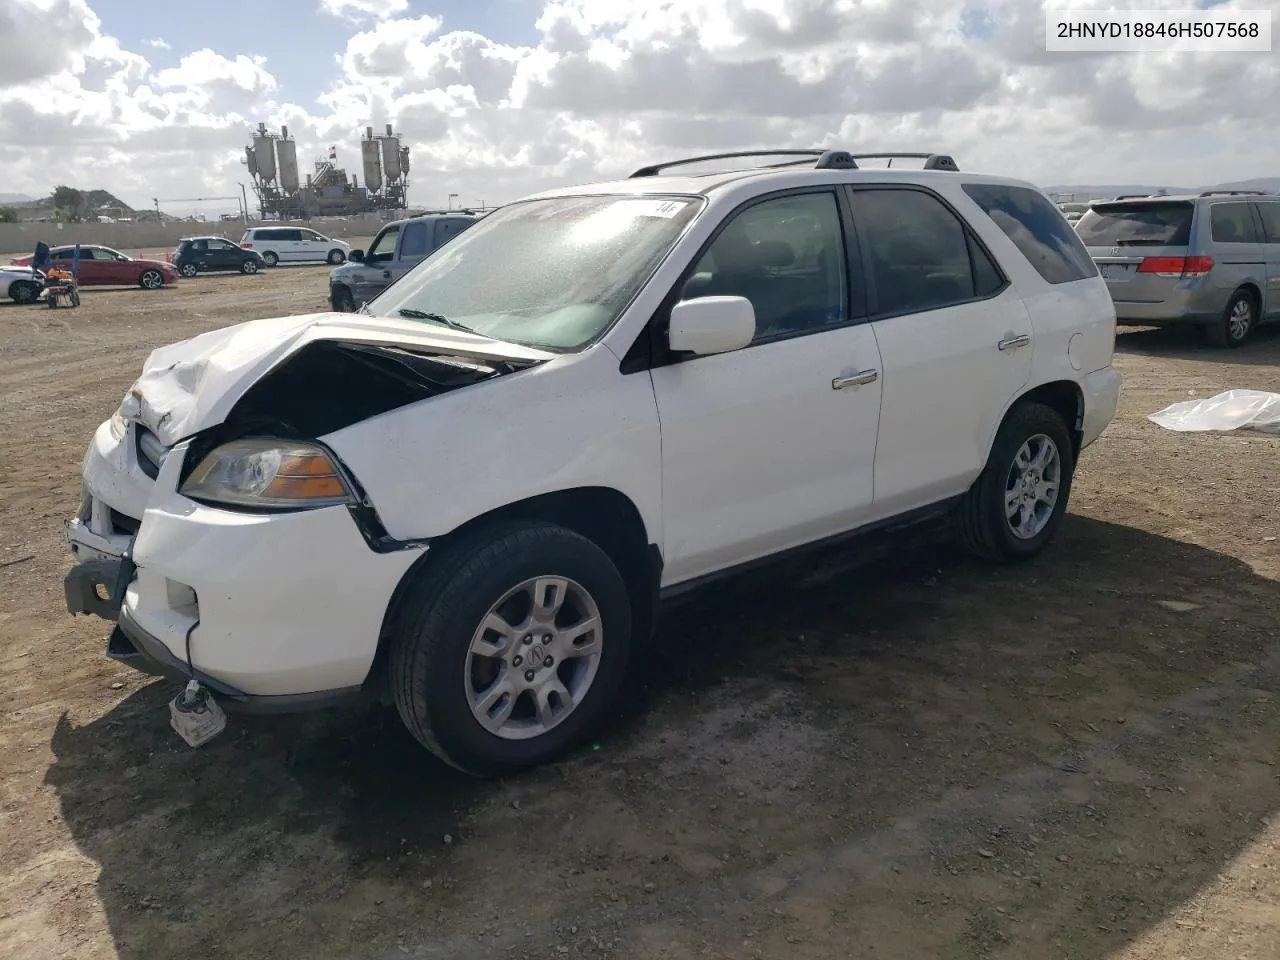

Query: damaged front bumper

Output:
[65, 432, 426, 708]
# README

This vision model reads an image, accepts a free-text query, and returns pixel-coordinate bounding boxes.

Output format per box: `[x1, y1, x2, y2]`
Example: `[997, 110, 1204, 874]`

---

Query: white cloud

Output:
[144, 38, 170, 50]
[319, 0, 409, 22]
[1, 0, 1278, 214]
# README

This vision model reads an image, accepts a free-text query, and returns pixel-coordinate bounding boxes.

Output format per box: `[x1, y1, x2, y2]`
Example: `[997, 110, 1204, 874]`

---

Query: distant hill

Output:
[7, 188, 160, 222]
[0, 193, 32, 204]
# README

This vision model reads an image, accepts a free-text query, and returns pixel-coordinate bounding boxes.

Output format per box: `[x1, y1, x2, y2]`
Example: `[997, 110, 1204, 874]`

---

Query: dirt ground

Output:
[1, 265, 1278, 960]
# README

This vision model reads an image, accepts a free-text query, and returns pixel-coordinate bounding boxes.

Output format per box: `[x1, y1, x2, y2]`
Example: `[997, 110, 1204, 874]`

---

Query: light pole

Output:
[239, 183, 251, 223]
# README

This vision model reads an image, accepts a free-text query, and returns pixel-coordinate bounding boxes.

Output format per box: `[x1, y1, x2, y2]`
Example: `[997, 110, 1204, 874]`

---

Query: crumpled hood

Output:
[122, 312, 555, 446]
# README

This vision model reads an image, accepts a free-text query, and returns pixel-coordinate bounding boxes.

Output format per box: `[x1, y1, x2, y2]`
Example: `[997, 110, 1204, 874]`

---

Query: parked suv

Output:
[328, 211, 479, 311]
[241, 226, 350, 267]
[170, 237, 264, 277]
[1076, 190, 1280, 347]
[63, 149, 1120, 776]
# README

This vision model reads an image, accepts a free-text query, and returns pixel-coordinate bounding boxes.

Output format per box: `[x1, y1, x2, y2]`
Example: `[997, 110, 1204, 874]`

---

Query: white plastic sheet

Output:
[1148, 389, 1280, 435]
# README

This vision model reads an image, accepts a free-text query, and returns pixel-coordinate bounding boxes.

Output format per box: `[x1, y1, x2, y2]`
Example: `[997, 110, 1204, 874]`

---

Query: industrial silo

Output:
[277, 125, 300, 195]
[380, 123, 402, 183]
[253, 124, 277, 182]
[361, 126, 383, 194]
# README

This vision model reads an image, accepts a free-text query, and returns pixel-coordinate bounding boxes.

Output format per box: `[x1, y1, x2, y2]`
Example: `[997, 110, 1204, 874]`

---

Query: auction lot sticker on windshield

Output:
[1045, 9, 1272, 52]
[613, 199, 689, 219]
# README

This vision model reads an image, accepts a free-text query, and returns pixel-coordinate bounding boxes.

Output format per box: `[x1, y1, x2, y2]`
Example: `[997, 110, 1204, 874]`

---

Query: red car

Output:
[13, 245, 179, 290]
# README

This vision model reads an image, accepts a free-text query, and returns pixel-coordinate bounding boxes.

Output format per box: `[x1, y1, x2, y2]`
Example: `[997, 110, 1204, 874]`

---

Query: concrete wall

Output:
[0, 216, 392, 259]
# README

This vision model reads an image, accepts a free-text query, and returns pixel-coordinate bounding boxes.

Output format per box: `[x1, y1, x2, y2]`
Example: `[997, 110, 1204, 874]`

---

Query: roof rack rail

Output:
[1111, 194, 1151, 200]
[410, 207, 484, 217]
[1198, 189, 1268, 198]
[629, 150, 828, 178]
[628, 149, 959, 178]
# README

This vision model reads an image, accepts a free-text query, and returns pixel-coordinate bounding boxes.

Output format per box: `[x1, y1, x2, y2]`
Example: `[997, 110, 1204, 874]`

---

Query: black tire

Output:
[261, 251, 279, 267]
[327, 248, 346, 265]
[241, 258, 259, 275]
[331, 285, 355, 312]
[9, 281, 38, 304]
[956, 401, 1075, 563]
[390, 521, 633, 777]
[1204, 289, 1257, 348]
[138, 269, 164, 290]
[178, 262, 198, 278]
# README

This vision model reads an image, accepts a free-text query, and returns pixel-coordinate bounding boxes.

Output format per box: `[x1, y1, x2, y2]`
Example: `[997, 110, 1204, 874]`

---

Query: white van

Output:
[239, 227, 350, 267]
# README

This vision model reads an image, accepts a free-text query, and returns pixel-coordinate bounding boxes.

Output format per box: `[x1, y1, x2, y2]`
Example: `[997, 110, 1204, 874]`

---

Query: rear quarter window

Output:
[962, 183, 1097, 284]
[1209, 202, 1260, 243]
[1075, 202, 1193, 247]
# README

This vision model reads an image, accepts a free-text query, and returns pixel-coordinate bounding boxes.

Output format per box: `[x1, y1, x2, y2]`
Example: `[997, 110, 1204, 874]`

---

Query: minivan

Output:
[240, 227, 351, 267]
[1076, 190, 1280, 347]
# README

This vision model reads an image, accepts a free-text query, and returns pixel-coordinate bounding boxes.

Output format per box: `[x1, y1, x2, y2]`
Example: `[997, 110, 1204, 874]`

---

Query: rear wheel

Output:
[138, 270, 163, 290]
[956, 401, 1075, 563]
[8, 281, 39, 304]
[241, 258, 259, 275]
[261, 251, 279, 267]
[327, 248, 346, 265]
[390, 522, 633, 777]
[1205, 289, 1257, 348]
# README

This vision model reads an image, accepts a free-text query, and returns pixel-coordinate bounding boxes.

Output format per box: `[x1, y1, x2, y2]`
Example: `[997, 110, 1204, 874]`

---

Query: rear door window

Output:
[848, 187, 988, 317]
[1075, 202, 1193, 247]
[962, 183, 1096, 284]
[1210, 202, 1261, 243]
[399, 221, 430, 259]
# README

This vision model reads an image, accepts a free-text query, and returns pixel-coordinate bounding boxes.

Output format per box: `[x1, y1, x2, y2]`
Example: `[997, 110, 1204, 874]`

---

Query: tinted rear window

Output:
[1075, 202, 1193, 246]
[962, 183, 1096, 284]
[1209, 202, 1260, 243]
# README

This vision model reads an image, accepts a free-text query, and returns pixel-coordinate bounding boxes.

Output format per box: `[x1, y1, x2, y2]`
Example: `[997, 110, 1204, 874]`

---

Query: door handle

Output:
[382, 269, 391, 279]
[998, 334, 1031, 351]
[832, 369, 879, 390]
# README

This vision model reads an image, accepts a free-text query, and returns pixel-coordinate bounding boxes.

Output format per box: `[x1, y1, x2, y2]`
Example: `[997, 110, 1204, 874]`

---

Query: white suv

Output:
[64, 150, 1121, 776]
[240, 227, 350, 266]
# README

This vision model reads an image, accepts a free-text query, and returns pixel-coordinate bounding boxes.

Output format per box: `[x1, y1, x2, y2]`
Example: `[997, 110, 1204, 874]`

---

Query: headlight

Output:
[179, 439, 355, 510]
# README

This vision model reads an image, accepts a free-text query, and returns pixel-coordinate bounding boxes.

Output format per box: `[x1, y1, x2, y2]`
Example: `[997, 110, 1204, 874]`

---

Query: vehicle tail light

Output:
[1137, 255, 1213, 278]
[241, 242, 253, 248]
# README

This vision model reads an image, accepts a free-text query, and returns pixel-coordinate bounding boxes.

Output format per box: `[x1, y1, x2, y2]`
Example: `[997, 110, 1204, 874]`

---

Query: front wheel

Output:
[327, 248, 346, 265]
[241, 258, 259, 275]
[330, 285, 355, 312]
[9, 281, 39, 304]
[956, 401, 1075, 563]
[390, 522, 633, 777]
[1205, 289, 1257, 348]
[138, 269, 164, 290]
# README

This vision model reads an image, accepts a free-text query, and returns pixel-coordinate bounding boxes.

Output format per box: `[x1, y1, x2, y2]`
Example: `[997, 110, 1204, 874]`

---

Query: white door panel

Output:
[652, 323, 883, 586]
[869, 291, 1033, 516]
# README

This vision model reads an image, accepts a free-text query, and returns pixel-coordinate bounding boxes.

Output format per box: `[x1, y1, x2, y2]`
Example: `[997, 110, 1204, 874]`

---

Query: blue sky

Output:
[90, 0, 544, 108]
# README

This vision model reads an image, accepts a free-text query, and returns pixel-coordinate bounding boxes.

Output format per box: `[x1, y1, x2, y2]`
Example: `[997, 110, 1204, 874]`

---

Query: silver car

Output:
[1076, 190, 1280, 347]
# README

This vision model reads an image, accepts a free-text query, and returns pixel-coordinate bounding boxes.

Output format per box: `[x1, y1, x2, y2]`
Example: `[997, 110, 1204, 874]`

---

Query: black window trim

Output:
[620, 185, 869, 374]
[844, 183, 1011, 324]
[1252, 200, 1280, 244]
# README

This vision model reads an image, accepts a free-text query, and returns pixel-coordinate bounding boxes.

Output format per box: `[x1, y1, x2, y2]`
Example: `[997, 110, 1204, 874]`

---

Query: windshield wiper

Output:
[396, 308, 476, 334]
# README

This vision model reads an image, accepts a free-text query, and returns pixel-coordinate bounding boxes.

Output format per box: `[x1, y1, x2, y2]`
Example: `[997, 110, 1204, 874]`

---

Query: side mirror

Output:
[348, 250, 365, 263]
[668, 296, 756, 355]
